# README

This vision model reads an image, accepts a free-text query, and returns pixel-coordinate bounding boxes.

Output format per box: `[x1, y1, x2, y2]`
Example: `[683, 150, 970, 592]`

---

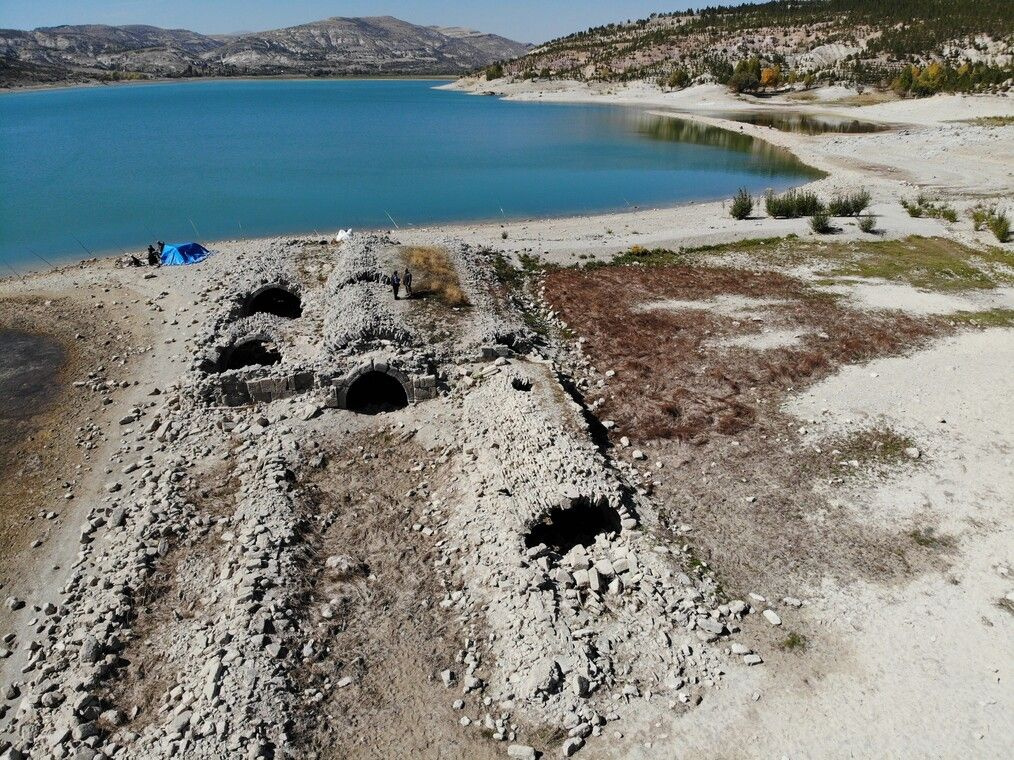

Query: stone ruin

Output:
[0, 233, 761, 760]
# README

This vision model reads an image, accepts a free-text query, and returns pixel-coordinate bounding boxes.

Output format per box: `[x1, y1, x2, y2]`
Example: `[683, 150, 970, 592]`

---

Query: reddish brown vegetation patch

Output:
[543, 264, 949, 594]
[545, 265, 939, 444]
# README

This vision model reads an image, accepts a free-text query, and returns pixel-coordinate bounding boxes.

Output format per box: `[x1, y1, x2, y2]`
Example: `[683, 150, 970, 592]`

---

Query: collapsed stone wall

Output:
[0, 392, 311, 759]
[323, 235, 414, 352]
[453, 362, 731, 742]
[440, 242, 535, 359]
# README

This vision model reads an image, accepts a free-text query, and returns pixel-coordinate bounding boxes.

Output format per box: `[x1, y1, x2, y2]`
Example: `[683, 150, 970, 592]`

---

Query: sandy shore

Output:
[1, 84, 1012, 759]
[404, 81, 1013, 262]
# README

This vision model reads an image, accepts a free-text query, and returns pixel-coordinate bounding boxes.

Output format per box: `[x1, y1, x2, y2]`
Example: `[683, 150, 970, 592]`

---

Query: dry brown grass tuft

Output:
[401, 245, 470, 307]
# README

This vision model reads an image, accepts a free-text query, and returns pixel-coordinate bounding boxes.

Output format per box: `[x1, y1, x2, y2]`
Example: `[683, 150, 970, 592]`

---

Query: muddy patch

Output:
[0, 329, 66, 451]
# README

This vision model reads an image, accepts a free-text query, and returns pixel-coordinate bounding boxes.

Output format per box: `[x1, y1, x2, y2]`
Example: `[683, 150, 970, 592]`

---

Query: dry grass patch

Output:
[289, 431, 503, 760]
[546, 264, 938, 443]
[543, 262, 949, 594]
[962, 116, 1014, 127]
[401, 245, 469, 307]
[778, 632, 808, 652]
[828, 428, 920, 477]
[821, 91, 897, 107]
[680, 236, 1012, 292]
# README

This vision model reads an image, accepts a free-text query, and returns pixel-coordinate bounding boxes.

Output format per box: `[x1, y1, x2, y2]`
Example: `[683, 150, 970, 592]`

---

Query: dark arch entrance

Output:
[219, 339, 282, 372]
[345, 371, 409, 415]
[244, 287, 302, 319]
[525, 497, 621, 557]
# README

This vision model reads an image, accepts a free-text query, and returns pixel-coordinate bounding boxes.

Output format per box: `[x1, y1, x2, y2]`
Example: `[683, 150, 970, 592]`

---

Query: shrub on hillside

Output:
[828, 188, 871, 216]
[765, 189, 824, 218]
[665, 68, 691, 89]
[810, 211, 833, 234]
[903, 194, 958, 222]
[730, 188, 754, 220]
[858, 215, 877, 234]
[901, 198, 924, 217]
[987, 210, 1010, 243]
[970, 205, 989, 231]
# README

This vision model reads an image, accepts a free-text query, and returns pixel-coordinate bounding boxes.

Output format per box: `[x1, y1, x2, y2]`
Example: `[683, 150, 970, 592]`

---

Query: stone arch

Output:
[336, 363, 414, 415]
[241, 284, 303, 319]
[216, 335, 282, 372]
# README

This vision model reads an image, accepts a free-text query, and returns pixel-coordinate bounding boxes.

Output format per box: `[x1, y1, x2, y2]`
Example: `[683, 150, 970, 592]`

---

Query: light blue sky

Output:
[0, 1, 718, 43]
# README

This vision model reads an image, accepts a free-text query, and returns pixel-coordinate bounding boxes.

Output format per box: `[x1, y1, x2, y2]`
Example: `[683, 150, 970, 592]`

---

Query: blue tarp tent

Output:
[161, 242, 211, 266]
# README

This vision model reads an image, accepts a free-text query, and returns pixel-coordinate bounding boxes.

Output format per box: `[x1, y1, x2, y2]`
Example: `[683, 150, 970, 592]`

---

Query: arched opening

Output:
[345, 371, 409, 415]
[511, 377, 532, 392]
[525, 497, 621, 557]
[244, 287, 302, 319]
[219, 339, 282, 372]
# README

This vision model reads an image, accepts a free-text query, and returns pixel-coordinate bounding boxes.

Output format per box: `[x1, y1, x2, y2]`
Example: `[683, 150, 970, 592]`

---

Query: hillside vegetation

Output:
[487, 0, 1013, 95]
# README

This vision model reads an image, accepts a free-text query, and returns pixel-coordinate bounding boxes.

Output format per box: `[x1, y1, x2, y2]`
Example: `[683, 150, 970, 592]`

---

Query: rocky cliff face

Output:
[0, 16, 530, 86]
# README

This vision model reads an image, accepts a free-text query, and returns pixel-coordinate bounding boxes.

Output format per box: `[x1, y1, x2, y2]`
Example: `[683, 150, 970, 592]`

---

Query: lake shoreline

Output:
[4, 83, 1010, 277]
[0, 73, 460, 96]
[1, 80, 821, 270]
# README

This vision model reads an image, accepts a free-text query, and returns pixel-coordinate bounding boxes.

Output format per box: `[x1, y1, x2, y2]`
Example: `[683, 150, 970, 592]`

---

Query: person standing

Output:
[391, 270, 401, 300]
[403, 268, 413, 298]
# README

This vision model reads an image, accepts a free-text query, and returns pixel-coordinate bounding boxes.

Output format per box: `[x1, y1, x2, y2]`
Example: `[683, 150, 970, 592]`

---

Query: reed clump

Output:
[402, 246, 470, 307]
[765, 188, 824, 218]
[828, 188, 871, 216]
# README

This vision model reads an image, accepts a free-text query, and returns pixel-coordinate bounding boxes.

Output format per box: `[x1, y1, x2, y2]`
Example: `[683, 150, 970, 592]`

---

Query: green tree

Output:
[666, 67, 691, 89]
[729, 70, 760, 93]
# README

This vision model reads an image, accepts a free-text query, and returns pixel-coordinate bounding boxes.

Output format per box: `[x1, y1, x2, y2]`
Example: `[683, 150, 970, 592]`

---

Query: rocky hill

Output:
[488, 0, 1013, 94]
[0, 16, 530, 87]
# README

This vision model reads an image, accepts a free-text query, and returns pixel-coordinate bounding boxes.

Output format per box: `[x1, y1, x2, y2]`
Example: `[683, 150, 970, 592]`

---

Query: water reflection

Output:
[637, 115, 825, 178]
[712, 111, 888, 135]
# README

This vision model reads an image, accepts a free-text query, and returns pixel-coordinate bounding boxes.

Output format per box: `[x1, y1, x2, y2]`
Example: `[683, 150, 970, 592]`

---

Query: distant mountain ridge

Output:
[0, 15, 530, 87]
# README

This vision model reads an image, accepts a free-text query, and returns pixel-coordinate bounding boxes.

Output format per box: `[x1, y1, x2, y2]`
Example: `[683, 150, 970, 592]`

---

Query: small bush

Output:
[901, 198, 923, 217]
[987, 210, 1010, 242]
[970, 206, 989, 231]
[902, 194, 957, 222]
[779, 632, 808, 651]
[765, 189, 824, 218]
[828, 188, 871, 216]
[858, 215, 877, 233]
[810, 210, 832, 234]
[730, 188, 754, 220]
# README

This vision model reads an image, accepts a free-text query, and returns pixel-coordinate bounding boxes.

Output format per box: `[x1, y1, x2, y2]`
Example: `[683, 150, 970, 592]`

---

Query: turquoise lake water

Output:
[0, 79, 820, 268]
